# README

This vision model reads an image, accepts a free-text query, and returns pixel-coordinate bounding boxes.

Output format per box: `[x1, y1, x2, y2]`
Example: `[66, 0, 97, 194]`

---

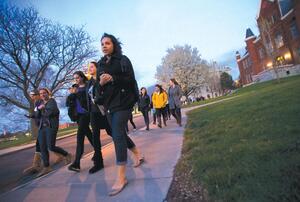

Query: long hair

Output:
[73, 71, 88, 83]
[155, 84, 163, 93]
[39, 87, 52, 97]
[140, 87, 148, 96]
[101, 33, 122, 56]
[170, 78, 179, 85]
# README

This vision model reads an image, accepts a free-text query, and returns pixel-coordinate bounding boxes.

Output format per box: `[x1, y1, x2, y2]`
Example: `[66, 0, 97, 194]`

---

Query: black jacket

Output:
[138, 94, 150, 111]
[96, 54, 136, 113]
[34, 98, 60, 131]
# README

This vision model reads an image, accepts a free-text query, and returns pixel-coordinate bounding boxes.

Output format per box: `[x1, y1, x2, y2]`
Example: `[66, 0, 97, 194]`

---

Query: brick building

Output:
[236, 0, 300, 85]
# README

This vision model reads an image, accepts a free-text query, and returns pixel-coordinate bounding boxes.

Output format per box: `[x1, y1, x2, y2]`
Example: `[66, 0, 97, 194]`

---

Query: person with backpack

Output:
[66, 84, 79, 122]
[168, 78, 183, 126]
[138, 87, 150, 130]
[96, 33, 143, 196]
[68, 71, 94, 172]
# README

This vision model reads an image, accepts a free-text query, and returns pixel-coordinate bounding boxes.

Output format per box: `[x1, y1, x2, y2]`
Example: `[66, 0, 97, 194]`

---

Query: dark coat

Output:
[34, 98, 60, 131]
[138, 94, 150, 111]
[96, 54, 136, 113]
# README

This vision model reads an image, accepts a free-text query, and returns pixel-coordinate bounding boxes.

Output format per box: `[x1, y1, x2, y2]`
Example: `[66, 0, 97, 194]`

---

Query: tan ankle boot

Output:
[23, 152, 42, 174]
[52, 152, 64, 164]
[37, 166, 53, 178]
[64, 153, 72, 165]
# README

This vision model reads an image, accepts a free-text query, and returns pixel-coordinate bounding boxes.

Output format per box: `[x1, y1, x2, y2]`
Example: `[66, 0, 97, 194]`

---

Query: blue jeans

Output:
[38, 127, 68, 167]
[107, 110, 132, 165]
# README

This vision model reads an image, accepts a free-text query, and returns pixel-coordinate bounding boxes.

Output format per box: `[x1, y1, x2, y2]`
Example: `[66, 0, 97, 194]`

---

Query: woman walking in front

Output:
[96, 33, 143, 196]
[138, 87, 150, 130]
[88, 62, 141, 173]
[168, 78, 183, 126]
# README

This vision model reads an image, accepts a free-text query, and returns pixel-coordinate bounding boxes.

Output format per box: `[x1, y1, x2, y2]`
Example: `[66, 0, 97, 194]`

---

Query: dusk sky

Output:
[6, 0, 260, 86]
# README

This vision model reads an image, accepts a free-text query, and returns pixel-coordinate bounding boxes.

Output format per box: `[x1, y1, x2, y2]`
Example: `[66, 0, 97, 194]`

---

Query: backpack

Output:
[120, 56, 139, 104]
[66, 94, 78, 122]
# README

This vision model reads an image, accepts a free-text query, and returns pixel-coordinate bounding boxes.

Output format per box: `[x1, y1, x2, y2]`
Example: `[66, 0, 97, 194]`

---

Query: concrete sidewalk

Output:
[0, 110, 188, 202]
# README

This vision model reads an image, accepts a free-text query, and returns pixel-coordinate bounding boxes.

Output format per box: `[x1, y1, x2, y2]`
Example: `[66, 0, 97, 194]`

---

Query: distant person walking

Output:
[68, 71, 94, 172]
[96, 33, 143, 196]
[35, 88, 71, 177]
[168, 78, 183, 126]
[152, 84, 168, 128]
[150, 93, 156, 125]
[126, 109, 137, 132]
[138, 87, 150, 130]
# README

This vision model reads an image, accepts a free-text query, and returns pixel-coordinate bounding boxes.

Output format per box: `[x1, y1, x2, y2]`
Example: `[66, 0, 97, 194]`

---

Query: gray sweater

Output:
[168, 85, 183, 109]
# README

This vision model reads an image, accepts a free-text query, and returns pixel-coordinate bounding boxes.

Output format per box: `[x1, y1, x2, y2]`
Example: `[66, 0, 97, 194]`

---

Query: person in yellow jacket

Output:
[152, 84, 168, 128]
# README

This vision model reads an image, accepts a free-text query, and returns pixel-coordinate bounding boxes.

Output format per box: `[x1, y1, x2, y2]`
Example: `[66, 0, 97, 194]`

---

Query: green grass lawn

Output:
[179, 75, 300, 201]
[0, 125, 77, 150]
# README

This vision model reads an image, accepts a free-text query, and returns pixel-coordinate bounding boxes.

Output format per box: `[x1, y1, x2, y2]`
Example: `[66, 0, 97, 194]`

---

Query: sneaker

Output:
[89, 164, 104, 174]
[68, 163, 80, 172]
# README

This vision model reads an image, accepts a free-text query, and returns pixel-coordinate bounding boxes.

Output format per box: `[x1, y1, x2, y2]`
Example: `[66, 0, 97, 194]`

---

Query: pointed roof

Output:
[246, 28, 255, 38]
[256, 0, 275, 20]
[245, 28, 256, 41]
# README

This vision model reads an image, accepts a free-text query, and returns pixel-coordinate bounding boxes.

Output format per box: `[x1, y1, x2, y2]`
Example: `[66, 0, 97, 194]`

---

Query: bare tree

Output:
[0, 6, 97, 137]
[259, 17, 280, 83]
[155, 45, 209, 99]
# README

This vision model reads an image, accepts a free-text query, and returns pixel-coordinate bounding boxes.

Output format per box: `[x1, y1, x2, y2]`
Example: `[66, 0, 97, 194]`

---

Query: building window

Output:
[275, 33, 284, 49]
[279, 0, 293, 17]
[290, 20, 300, 39]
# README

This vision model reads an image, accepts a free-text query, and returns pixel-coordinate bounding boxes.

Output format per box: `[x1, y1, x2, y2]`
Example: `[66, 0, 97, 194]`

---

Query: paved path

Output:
[0, 97, 238, 202]
[0, 112, 186, 202]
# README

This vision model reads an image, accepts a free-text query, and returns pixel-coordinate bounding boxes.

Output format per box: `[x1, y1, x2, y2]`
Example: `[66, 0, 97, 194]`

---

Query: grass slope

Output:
[180, 75, 300, 201]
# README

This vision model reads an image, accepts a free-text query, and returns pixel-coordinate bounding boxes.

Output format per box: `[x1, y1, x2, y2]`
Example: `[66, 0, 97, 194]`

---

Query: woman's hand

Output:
[99, 73, 113, 86]
[38, 104, 45, 110]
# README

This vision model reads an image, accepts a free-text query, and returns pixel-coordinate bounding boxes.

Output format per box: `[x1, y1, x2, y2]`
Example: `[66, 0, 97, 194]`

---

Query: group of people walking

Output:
[23, 33, 183, 196]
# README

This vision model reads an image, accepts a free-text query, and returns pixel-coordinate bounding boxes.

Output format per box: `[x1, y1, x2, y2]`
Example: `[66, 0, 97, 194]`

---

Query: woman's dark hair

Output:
[140, 87, 148, 95]
[170, 78, 179, 85]
[73, 71, 88, 83]
[155, 84, 163, 93]
[101, 33, 122, 56]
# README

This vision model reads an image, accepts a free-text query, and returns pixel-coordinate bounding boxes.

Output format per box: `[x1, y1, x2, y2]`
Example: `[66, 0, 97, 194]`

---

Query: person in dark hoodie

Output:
[35, 88, 71, 177]
[96, 33, 144, 196]
[138, 87, 150, 130]
[68, 71, 94, 172]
